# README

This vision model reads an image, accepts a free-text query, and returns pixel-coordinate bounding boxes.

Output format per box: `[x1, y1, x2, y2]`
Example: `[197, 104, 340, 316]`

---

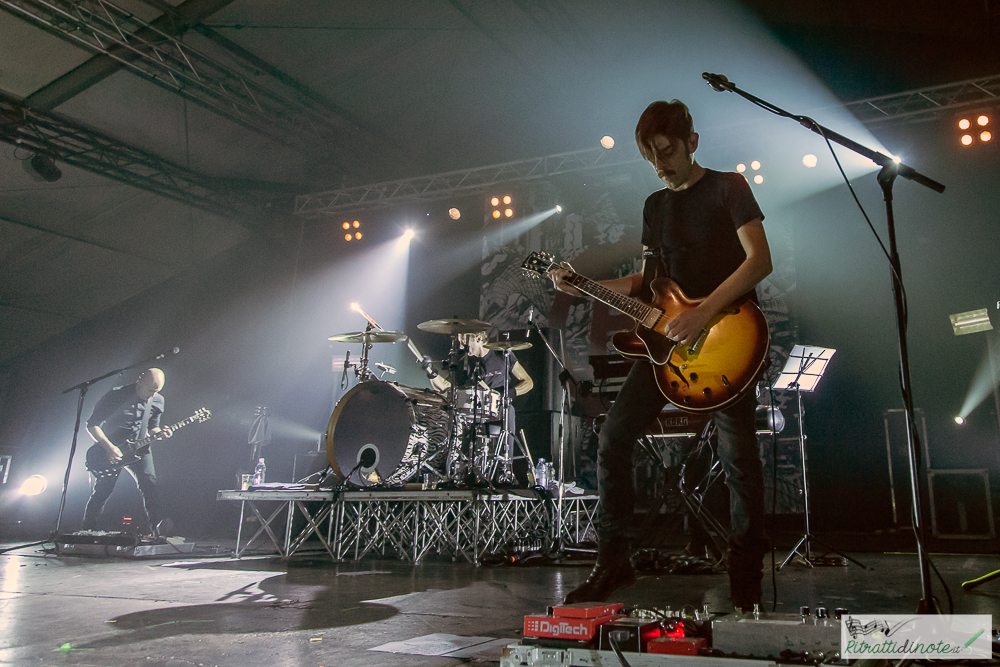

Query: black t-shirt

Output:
[461, 351, 516, 394]
[641, 169, 764, 301]
[87, 383, 164, 445]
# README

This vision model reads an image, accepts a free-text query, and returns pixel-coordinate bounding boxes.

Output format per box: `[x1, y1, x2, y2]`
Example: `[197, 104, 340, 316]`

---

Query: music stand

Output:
[774, 345, 865, 569]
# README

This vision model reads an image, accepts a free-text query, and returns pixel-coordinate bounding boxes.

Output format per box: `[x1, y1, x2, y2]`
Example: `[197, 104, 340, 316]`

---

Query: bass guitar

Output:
[85, 407, 212, 476]
[521, 251, 768, 413]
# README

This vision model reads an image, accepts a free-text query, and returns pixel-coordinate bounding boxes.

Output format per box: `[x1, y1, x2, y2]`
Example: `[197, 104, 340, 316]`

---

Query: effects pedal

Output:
[523, 602, 624, 642]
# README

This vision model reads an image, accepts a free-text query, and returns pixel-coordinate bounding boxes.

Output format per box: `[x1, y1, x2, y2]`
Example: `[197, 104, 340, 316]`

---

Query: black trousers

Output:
[82, 453, 160, 533]
[596, 360, 767, 578]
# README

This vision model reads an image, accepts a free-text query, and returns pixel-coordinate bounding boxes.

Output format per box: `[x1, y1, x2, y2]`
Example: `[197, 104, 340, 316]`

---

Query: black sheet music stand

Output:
[774, 345, 865, 569]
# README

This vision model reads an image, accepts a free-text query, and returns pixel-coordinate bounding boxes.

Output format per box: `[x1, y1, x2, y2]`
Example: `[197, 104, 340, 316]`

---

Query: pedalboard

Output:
[509, 605, 846, 666]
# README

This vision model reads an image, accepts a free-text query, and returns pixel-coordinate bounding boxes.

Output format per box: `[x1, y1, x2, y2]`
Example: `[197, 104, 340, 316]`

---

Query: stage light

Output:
[802, 154, 818, 168]
[555, 205, 562, 212]
[753, 174, 764, 184]
[736, 163, 746, 173]
[401, 229, 415, 242]
[961, 134, 973, 146]
[19, 474, 47, 496]
[891, 155, 902, 164]
[354, 232, 362, 240]
[982, 131, 992, 142]
[353, 221, 360, 228]
[351, 302, 361, 312]
[601, 135, 615, 149]
[492, 210, 501, 219]
[344, 233, 352, 241]
[750, 160, 761, 170]
[448, 208, 461, 220]
[503, 195, 512, 205]
[342, 222, 350, 230]
[491, 197, 499, 206]
[504, 208, 513, 218]
[21, 154, 62, 182]
[954, 416, 966, 425]
[959, 118, 971, 130]
[977, 115, 989, 126]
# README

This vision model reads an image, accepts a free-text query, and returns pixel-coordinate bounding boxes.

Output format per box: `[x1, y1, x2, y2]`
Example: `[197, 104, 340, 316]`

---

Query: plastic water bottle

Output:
[253, 458, 266, 486]
[535, 459, 548, 488]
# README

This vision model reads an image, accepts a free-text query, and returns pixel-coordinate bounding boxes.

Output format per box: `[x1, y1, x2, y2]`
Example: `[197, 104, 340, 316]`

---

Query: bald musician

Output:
[82, 368, 171, 536]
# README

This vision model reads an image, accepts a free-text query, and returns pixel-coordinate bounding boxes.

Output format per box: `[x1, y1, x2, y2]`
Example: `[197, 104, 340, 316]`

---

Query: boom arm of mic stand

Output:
[710, 79, 945, 194]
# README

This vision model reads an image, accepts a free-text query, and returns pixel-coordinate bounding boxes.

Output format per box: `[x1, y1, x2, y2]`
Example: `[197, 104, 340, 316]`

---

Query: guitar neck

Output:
[564, 272, 660, 323]
[131, 415, 194, 448]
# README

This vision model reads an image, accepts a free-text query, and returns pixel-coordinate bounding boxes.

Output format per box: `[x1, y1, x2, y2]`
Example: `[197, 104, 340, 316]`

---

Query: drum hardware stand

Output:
[773, 345, 864, 570]
[707, 71, 943, 611]
[491, 346, 522, 487]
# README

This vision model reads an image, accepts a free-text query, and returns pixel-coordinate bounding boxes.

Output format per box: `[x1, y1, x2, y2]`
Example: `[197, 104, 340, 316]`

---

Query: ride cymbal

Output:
[483, 340, 532, 351]
[417, 318, 491, 335]
[327, 330, 407, 344]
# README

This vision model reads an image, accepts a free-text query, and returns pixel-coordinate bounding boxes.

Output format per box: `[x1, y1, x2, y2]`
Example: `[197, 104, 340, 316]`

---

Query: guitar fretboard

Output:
[564, 273, 661, 323]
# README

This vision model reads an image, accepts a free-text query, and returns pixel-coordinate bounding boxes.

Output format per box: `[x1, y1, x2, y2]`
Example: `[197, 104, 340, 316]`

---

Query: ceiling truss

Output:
[0, 0, 361, 156]
[1, 90, 254, 222]
[293, 147, 641, 217]
[843, 74, 1000, 125]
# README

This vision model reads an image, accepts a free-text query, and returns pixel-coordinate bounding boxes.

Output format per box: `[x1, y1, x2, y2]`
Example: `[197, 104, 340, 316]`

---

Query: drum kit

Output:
[324, 317, 532, 489]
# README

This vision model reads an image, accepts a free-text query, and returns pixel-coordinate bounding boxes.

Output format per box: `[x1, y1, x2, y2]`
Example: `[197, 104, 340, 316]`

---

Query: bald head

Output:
[136, 368, 165, 400]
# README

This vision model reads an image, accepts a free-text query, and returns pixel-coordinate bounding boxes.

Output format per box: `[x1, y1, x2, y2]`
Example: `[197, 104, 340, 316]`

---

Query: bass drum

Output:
[326, 381, 451, 486]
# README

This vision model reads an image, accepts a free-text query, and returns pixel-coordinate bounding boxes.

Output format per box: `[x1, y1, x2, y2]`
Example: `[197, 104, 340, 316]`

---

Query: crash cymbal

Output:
[417, 318, 491, 335]
[484, 340, 532, 351]
[327, 330, 407, 344]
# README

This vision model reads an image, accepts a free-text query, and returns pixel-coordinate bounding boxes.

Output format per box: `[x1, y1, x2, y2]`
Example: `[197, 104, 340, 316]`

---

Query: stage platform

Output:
[216, 488, 599, 563]
[1, 543, 997, 667]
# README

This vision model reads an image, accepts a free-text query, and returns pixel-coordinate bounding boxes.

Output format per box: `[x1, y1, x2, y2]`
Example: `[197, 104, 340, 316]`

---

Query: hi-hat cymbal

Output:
[417, 318, 491, 335]
[484, 340, 532, 351]
[328, 330, 407, 344]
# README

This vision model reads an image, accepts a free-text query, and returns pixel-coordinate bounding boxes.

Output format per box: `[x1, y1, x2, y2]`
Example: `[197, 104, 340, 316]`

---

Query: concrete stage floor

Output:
[1, 541, 998, 666]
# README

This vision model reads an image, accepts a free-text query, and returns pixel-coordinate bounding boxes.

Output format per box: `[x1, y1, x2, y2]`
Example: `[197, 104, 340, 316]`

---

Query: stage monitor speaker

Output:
[927, 469, 995, 539]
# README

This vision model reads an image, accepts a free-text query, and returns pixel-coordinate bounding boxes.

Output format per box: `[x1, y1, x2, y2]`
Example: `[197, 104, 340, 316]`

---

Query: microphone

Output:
[341, 350, 351, 389]
[375, 363, 396, 375]
[154, 347, 180, 360]
[702, 72, 733, 92]
[528, 305, 534, 323]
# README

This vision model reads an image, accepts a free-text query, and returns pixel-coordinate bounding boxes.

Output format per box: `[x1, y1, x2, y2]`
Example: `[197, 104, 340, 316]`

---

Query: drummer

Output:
[428, 331, 533, 402]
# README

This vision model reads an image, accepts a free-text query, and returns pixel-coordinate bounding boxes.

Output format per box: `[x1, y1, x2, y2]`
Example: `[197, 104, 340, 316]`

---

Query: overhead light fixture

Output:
[448, 208, 461, 220]
[600, 135, 615, 149]
[22, 154, 62, 182]
[19, 474, 48, 496]
[802, 154, 818, 168]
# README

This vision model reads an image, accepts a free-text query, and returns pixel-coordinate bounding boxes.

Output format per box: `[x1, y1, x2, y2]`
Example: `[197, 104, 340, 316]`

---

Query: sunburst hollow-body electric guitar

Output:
[522, 252, 769, 413]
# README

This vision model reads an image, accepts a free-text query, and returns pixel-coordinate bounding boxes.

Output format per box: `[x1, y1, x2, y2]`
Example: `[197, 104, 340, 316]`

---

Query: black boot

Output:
[564, 551, 636, 604]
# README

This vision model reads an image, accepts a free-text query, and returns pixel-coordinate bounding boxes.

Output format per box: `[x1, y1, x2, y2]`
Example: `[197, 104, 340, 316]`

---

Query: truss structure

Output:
[294, 146, 641, 217]
[218, 488, 598, 563]
[0, 0, 359, 153]
[844, 74, 1000, 125]
[0, 91, 251, 221]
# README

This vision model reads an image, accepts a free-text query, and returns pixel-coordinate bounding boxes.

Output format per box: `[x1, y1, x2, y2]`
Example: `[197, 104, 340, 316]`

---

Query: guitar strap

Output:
[139, 394, 155, 439]
[639, 201, 662, 301]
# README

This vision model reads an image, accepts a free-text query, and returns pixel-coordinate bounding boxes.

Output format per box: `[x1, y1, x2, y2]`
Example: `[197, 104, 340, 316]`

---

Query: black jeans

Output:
[596, 360, 767, 576]
[82, 453, 160, 533]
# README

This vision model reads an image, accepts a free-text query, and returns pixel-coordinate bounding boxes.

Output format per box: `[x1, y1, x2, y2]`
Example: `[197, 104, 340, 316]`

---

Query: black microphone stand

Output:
[703, 73, 945, 612]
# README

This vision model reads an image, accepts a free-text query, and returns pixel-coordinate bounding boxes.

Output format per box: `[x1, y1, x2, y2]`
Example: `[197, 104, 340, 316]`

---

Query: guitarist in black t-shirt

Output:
[82, 368, 172, 535]
[549, 100, 773, 611]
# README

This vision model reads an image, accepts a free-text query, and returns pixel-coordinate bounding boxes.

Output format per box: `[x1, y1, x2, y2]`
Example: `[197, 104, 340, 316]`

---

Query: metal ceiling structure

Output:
[0, 0, 367, 165]
[0, 89, 253, 221]
[293, 146, 643, 217]
[844, 74, 1000, 126]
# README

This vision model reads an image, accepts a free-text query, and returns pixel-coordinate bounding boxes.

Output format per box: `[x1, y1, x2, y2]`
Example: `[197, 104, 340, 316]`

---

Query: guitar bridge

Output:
[685, 330, 707, 355]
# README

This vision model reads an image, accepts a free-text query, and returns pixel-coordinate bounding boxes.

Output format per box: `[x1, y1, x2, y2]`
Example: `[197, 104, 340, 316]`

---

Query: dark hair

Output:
[635, 100, 694, 154]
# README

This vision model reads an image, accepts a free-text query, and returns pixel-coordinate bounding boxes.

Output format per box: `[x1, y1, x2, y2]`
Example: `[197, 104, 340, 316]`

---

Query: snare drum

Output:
[454, 387, 501, 420]
[326, 381, 451, 485]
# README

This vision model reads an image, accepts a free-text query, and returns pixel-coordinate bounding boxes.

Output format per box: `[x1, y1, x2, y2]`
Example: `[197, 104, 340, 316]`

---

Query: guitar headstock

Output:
[521, 251, 556, 278]
[193, 407, 212, 422]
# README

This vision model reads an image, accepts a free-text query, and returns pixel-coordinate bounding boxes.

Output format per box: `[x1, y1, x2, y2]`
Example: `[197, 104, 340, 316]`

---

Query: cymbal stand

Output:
[354, 323, 376, 382]
[490, 349, 520, 487]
